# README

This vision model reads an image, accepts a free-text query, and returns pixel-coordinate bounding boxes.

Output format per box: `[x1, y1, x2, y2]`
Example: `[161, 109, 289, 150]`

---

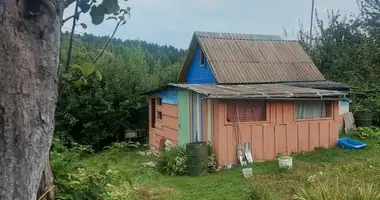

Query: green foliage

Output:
[102, 141, 141, 162]
[55, 166, 122, 200]
[51, 139, 139, 199]
[158, 143, 218, 176]
[65, 0, 130, 26]
[298, 1, 380, 125]
[50, 138, 94, 178]
[56, 34, 184, 149]
[158, 146, 188, 176]
[352, 126, 380, 139]
[207, 142, 218, 173]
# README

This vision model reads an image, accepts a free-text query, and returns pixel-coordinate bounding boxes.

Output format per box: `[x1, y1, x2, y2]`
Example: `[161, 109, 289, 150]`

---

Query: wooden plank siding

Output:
[149, 98, 179, 149]
[178, 89, 191, 146]
[212, 100, 340, 166]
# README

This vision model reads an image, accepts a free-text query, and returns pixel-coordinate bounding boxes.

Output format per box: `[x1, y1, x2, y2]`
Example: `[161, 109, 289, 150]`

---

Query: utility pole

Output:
[309, 0, 315, 55]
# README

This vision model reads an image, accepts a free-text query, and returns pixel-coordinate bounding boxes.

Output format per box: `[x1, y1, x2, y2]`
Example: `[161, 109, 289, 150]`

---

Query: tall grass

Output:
[294, 176, 380, 200]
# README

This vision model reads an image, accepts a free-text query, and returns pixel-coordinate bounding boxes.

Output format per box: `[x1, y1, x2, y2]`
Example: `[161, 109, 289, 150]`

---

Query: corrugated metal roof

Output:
[178, 31, 326, 84]
[282, 81, 353, 90]
[170, 84, 346, 99]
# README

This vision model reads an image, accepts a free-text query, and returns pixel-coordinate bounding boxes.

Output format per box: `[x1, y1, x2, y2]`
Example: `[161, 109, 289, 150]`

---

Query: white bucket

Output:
[278, 156, 293, 168]
[242, 168, 252, 178]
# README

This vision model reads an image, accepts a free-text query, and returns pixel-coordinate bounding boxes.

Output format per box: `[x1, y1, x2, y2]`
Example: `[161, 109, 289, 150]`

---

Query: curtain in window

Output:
[226, 100, 266, 122]
[296, 100, 328, 119]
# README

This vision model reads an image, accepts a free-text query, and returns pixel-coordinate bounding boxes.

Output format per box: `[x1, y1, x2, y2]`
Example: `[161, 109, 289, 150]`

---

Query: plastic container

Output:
[278, 156, 293, 168]
[242, 168, 252, 178]
[354, 111, 373, 127]
[186, 142, 208, 176]
[337, 138, 367, 149]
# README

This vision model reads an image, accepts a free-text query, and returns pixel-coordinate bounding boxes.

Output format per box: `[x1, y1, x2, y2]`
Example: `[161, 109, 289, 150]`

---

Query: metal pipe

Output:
[309, 0, 315, 54]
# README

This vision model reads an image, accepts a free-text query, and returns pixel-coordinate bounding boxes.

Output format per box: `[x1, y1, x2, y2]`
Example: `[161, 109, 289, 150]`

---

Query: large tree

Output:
[0, 0, 63, 199]
[0, 0, 127, 199]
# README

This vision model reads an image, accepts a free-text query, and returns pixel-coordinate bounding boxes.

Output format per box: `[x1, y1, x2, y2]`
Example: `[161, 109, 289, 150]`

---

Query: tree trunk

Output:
[37, 156, 54, 200]
[0, 0, 62, 199]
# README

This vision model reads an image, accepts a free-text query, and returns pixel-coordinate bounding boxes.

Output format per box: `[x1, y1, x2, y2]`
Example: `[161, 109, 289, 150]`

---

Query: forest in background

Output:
[56, 32, 185, 150]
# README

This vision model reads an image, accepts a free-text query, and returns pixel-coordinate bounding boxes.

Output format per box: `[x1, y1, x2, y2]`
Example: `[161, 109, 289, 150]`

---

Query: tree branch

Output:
[64, 0, 79, 73]
[93, 13, 128, 64]
[62, 11, 82, 24]
[62, 1, 93, 24]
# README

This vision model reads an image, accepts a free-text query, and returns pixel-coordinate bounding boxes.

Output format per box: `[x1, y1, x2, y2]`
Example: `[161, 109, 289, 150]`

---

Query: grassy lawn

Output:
[82, 137, 380, 200]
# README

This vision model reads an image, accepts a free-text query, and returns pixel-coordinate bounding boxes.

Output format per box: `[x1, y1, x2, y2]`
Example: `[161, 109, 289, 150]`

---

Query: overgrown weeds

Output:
[248, 185, 279, 200]
[52, 139, 140, 200]
[294, 175, 380, 200]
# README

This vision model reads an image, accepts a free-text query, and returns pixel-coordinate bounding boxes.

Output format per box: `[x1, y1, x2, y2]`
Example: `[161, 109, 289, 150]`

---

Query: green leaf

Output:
[106, 16, 117, 21]
[89, 5, 105, 25]
[79, 23, 87, 29]
[81, 77, 88, 85]
[100, 0, 120, 15]
[95, 70, 103, 81]
[73, 79, 83, 87]
[79, 61, 95, 77]
[72, 51, 86, 59]
[78, 2, 91, 13]
[71, 64, 83, 70]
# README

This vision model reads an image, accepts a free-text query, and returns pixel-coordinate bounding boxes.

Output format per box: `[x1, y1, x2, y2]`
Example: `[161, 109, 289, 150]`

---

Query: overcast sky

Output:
[63, 0, 360, 49]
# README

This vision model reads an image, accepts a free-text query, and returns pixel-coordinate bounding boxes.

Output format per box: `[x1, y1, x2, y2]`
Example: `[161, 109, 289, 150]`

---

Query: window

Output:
[157, 97, 162, 105]
[200, 50, 205, 66]
[157, 111, 162, 120]
[151, 98, 156, 128]
[295, 100, 332, 119]
[226, 100, 267, 122]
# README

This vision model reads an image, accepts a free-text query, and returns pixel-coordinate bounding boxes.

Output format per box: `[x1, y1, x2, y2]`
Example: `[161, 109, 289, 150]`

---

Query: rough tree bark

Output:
[0, 0, 63, 199]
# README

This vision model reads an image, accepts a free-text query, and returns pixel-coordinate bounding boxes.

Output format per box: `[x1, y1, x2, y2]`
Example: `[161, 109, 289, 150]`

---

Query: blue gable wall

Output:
[186, 45, 217, 84]
[152, 87, 178, 105]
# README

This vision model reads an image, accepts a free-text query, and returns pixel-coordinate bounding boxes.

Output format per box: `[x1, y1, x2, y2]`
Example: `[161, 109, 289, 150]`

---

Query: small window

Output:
[226, 100, 267, 122]
[157, 97, 162, 105]
[200, 50, 205, 66]
[157, 111, 162, 120]
[295, 100, 332, 119]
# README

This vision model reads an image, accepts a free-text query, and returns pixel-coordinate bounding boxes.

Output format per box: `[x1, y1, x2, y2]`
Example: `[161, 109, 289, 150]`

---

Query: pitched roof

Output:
[178, 31, 326, 84]
[169, 83, 346, 100]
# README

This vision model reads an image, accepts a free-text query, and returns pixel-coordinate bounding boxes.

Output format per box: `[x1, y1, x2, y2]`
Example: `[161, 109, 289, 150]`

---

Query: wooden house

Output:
[145, 31, 350, 166]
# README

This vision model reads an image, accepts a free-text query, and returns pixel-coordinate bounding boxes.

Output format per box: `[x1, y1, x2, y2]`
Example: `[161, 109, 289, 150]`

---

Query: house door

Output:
[178, 90, 190, 146]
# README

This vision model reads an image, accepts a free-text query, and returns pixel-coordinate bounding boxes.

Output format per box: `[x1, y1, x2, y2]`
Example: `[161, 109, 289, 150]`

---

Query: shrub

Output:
[352, 126, 380, 139]
[158, 146, 188, 176]
[51, 138, 94, 187]
[55, 165, 121, 200]
[51, 139, 137, 199]
[207, 143, 218, 173]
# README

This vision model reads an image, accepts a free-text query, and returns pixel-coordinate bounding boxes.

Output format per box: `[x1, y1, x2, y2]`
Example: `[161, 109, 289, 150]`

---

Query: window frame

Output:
[157, 97, 163, 105]
[293, 100, 334, 121]
[157, 111, 163, 121]
[200, 50, 205, 66]
[224, 99, 269, 125]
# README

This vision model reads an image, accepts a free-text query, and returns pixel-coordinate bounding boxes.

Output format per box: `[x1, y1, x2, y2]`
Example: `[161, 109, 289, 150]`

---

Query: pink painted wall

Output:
[212, 100, 340, 166]
[149, 97, 179, 149]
